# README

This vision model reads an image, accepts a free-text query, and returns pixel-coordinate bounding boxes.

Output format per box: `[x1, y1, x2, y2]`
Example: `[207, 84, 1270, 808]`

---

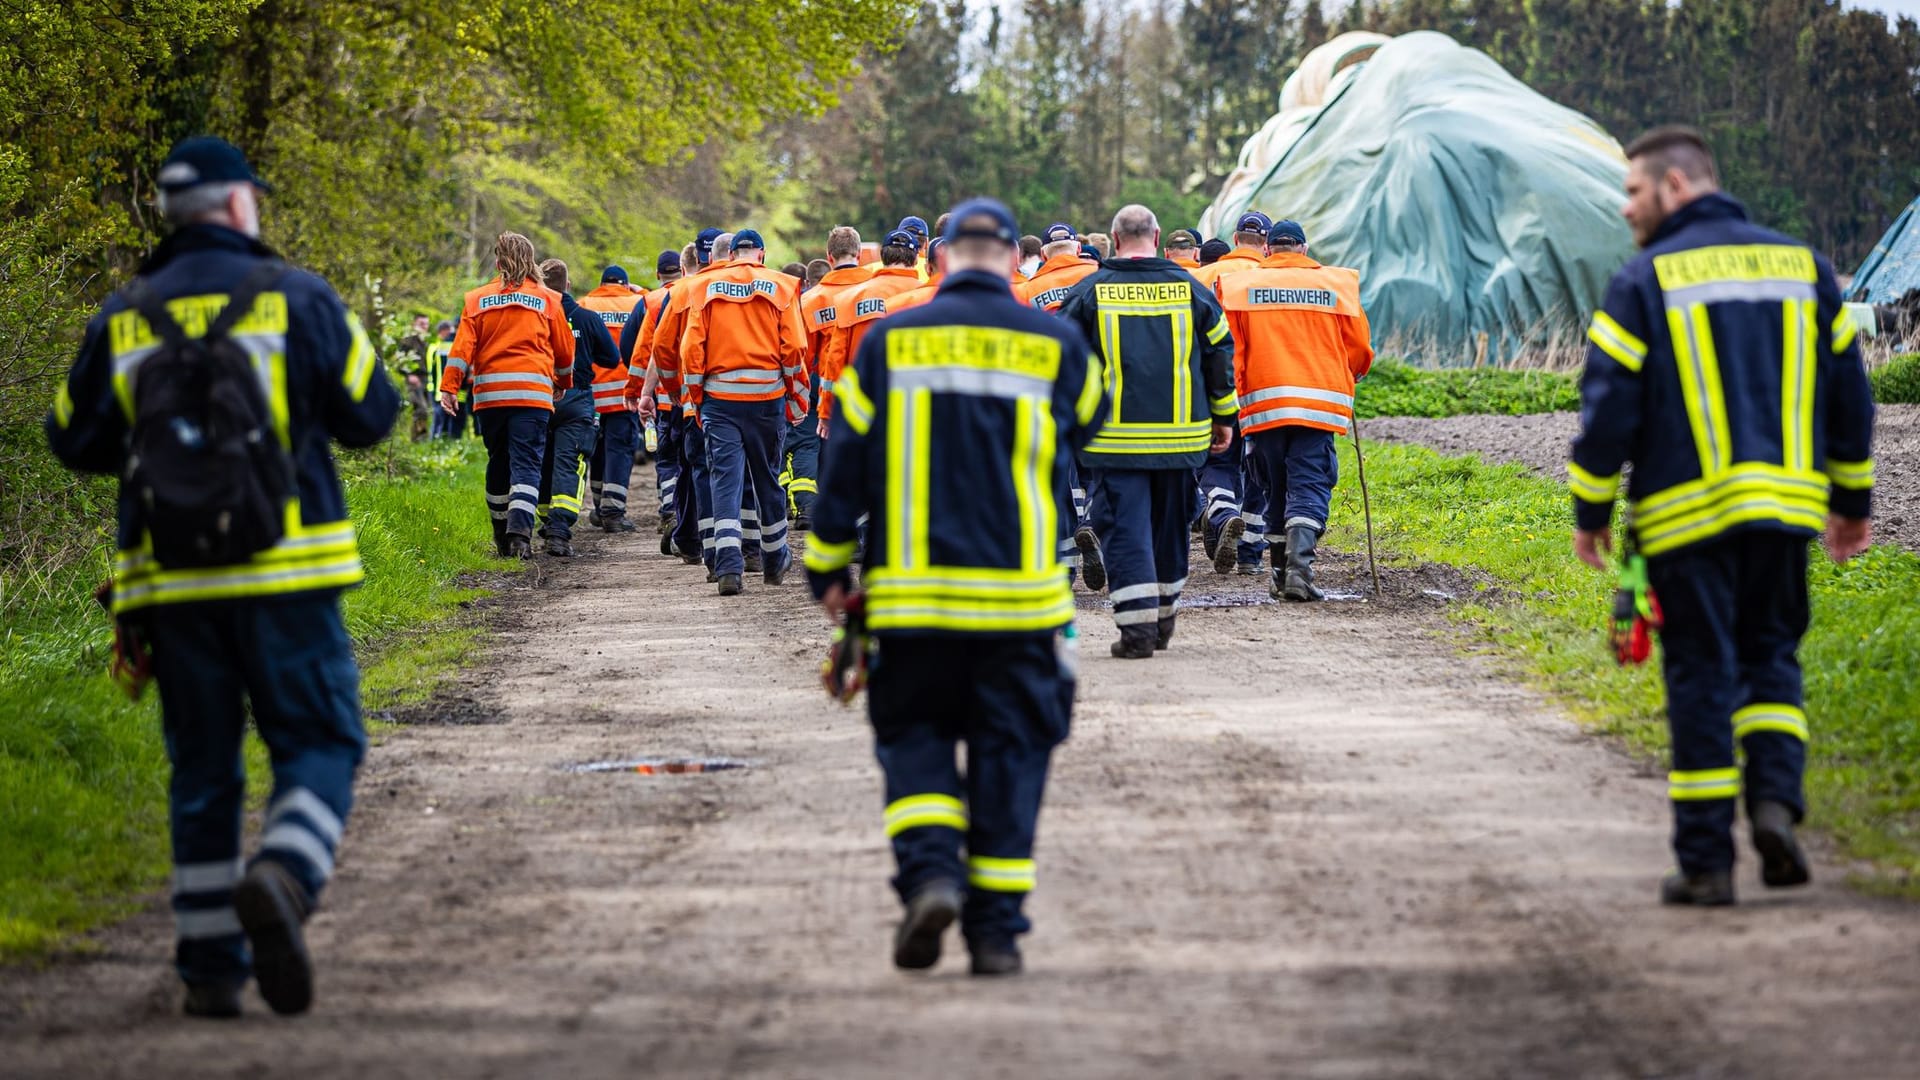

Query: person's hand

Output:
[1210, 422, 1234, 454]
[821, 582, 847, 623]
[637, 395, 656, 420]
[1825, 515, 1872, 563]
[816, 416, 830, 440]
[1574, 527, 1612, 570]
[438, 391, 459, 416]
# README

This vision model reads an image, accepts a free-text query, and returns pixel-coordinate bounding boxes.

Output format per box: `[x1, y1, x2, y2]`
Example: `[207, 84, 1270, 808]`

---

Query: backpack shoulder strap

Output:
[122, 277, 188, 349]
[207, 260, 288, 341]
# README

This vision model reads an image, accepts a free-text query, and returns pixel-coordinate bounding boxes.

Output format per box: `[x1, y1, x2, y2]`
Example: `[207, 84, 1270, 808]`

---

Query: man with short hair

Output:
[817, 229, 923, 436]
[1570, 126, 1875, 906]
[1198, 238, 1231, 266]
[534, 259, 617, 557]
[1017, 222, 1107, 587]
[1193, 211, 1270, 292]
[806, 199, 1108, 976]
[682, 228, 809, 594]
[803, 259, 830, 290]
[47, 136, 399, 1019]
[649, 230, 734, 574]
[1218, 218, 1373, 602]
[1084, 232, 1112, 260]
[793, 226, 872, 528]
[1059, 205, 1237, 657]
[1018, 234, 1044, 278]
[578, 265, 643, 532]
[1165, 229, 1201, 269]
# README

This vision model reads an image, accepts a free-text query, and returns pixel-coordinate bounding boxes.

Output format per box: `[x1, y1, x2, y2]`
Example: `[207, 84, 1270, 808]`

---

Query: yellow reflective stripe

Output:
[1099, 312, 1124, 422]
[1669, 767, 1741, 801]
[1075, 356, 1104, 427]
[803, 534, 856, 573]
[343, 313, 378, 402]
[52, 382, 74, 428]
[1633, 463, 1828, 524]
[1733, 703, 1809, 743]
[1588, 311, 1647, 372]
[1832, 310, 1858, 354]
[1205, 314, 1230, 344]
[1085, 434, 1213, 454]
[1210, 390, 1237, 417]
[1011, 396, 1054, 571]
[968, 856, 1036, 893]
[1826, 458, 1874, 491]
[885, 794, 967, 837]
[908, 389, 932, 567]
[1781, 299, 1816, 473]
[1566, 461, 1621, 505]
[1690, 303, 1732, 473]
[865, 580, 1075, 632]
[111, 554, 365, 613]
[1171, 309, 1192, 425]
[1633, 465, 1830, 554]
[837, 366, 875, 435]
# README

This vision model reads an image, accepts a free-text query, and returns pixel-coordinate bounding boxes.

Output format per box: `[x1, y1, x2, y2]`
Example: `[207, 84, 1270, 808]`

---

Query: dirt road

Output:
[5, 485, 1919, 1078]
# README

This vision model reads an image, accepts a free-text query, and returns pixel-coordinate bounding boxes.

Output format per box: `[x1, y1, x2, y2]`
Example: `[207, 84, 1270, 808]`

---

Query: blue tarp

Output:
[1849, 195, 1920, 303]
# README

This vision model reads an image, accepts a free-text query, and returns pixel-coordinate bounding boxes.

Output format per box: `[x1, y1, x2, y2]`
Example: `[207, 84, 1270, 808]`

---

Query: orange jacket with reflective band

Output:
[799, 265, 873, 377]
[817, 266, 921, 420]
[577, 283, 641, 413]
[888, 275, 944, 314]
[1014, 254, 1097, 311]
[1218, 252, 1373, 437]
[1191, 247, 1265, 294]
[683, 262, 809, 423]
[649, 265, 730, 413]
[443, 278, 574, 411]
[623, 282, 676, 405]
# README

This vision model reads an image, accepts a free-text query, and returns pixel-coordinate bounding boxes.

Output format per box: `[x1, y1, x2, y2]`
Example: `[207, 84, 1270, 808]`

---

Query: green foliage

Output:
[1354, 360, 1580, 418]
[1325, 441, 1920, 892]
[1869, 354, 1920, 405]
[0, 438, 510, 957]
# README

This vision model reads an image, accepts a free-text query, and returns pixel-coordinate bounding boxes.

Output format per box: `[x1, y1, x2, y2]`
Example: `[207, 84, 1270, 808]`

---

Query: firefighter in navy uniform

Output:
[1057, 204, 1236, 658]
[806, 199, 1109, 976]
[45, 137, 400, 1018]
[1570, 127, 1875, 906]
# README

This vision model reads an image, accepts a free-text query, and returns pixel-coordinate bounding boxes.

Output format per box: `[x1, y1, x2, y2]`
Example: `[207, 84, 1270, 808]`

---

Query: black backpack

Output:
[123, 261, 295, 569]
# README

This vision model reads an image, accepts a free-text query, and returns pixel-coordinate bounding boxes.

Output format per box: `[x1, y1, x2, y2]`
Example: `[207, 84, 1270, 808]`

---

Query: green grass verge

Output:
[1869, 353, 1920, 404]
[1325, 441, 1920, 893]
[0, 437, 511, 958]
[1355, 360, 1580, 419]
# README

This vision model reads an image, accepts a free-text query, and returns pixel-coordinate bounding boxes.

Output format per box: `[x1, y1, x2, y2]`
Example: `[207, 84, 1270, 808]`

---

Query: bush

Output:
[1869, 353, 1920, 405]
[1355, 360, 1581, 419]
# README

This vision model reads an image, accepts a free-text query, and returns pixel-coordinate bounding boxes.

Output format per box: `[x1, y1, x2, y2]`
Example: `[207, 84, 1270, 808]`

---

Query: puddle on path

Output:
[565, 757, 754, 776]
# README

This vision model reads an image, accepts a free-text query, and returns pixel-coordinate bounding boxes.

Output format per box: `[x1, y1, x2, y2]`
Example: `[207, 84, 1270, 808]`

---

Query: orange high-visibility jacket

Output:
[577, 283, 641, 413]
[1191, 246, 1265, 294]
[1170, 256, 1201, 270]
[682, 261, 809, 423]
[649, 263, 730, 416]
[1015, 254, 1098, 311]
[799, 265, 874, 378]
[888, 274, 944, 314]
[816, 266, 921, 420]
[443, 277, 574, 411]
[623, 282, 675, 407]
[1218, 252, 1373, 437]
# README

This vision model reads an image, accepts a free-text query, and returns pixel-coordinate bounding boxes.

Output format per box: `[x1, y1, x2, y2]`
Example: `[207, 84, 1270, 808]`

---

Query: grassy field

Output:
[0, 436, 511, 957]
[1325, 440, 1920, 892]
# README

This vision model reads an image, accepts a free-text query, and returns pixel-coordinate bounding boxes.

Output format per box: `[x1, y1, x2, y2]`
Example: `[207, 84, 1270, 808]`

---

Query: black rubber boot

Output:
[1659, 869, 1736, 907]
[492, 522, 511, 557]
[1154, 618, 1176, 651]
[969, 941, 1024, 977]
[743, 548, 763, 574]
[544, 535, 573, 557]
[717, 573, 743, 596]
[1282, 525, 1325, 602]
[660, 529, 676, 556]
[234, 860, 315, 1015]
[1202, 525, 1220, 562]
[1110, 626, 1156, 659]
[587, 509, 604, 528]
[893, 881, 963, 971]
[602, 515, 636, 534]
[1751, 800, 1812, 888]
[1212, 516, 1245, 575]
[506, 533, 534, 560]
[182, 981, 244, 1019]
[1075, 527, 1106, 592]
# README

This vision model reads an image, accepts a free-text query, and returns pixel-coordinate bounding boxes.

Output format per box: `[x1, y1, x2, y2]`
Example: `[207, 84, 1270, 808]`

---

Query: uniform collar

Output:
[1171, 256, 1200, 269]
[1034, 253, 1086, 277]
[1651, 191, 1749, 246]
[585, 283, 632, 298]
[1226, 246, 1263, 261]
[820, 265, 871, 285]
[1104, 254, 1175, 271]
[939, 269, 1020, 295]
[872, 265, 919, 279]
[141, 223, 276, 273]
[1259, 252, 1320, 269]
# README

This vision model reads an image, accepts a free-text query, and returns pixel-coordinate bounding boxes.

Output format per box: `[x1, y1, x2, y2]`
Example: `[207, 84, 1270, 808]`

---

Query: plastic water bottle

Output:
[644, 420, 659, 454]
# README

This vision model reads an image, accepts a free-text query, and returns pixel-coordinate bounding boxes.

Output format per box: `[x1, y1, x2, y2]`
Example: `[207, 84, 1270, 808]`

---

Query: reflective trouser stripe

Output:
[1669, 767, 1741, 801]
[968, 855, 1036, 893]
[885, 794, 967, 837]
[1733, 703, 1809, 743]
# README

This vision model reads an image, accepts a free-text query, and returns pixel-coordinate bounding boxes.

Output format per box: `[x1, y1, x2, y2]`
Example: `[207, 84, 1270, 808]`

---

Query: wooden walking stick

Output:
[1350, 415, 1384, 597]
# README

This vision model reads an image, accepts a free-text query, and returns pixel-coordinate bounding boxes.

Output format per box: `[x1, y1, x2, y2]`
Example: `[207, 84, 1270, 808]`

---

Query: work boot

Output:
[1154, 618, 1176, 651]
[658, 513, 676, 536]
[682, 549, 703, 565]
[893, 880, 963, 971]
[544, 536, 573, 557]
[1075, 527, 1106, 592]
[660, 530, 676, 557]
[794, 513, 812, 533]
[602, 515, 636, 534]
[1202, 525, 1220, 562]
[763, 552, 790, 587]
[743, 548, 763, 574]
[1213, 516, 1246, 575]
[1659, 869, 1736, 907]
[1751, 801, 1812, 888]
[1281, 525, 1325, 602]
[1110, 627, 1156, 660]
[182, 981, 244, 1019]
[1236, 559, 1262, 576]
[587, 509, 604, 528]
[492, 523, 511, 558]
[717, 573, 743, 596]
[968, 940, 1024, 977]
[506, 534, 534, 560]
[234, 860, 315, 1016]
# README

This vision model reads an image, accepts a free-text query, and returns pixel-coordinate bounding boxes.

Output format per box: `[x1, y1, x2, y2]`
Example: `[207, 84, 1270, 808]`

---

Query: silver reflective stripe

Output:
[1285, 515, 1325, 532]
[473, 371, 554, 388]
[1244, 405, 1350, 432]
[603, 484, 629, 497]
[474, 390, 554, 405]
[176, 906, 242, 939]
[1109, 583, 1159, 603]
[762, 535, 789, 553]
[508, 499, 537, 517]
[445, 357, 470, 374]
[1159, 577, 1188, 595]
[1664, 279, 1816, 308]
[1113, 609, 1160, 625]
[1239, 384, 1354, 410]
[510, 484, 540, 497]
[173, 858, 244, 895]
[267, 788, 345, 845]
[893, 365, 1050, 400]
[260, 822, 335, 879]
[716, 536, 743, 550]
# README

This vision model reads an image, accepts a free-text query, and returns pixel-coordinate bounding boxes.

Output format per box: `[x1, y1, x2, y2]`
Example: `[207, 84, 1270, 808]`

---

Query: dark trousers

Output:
[538, 411, 597, 540]
[654, 411, 683, 526]
[676, 415, 710, 565]
[702, 397, 790, 579]
[147, 594, 366, 987]
[869, 634, 1072, 945]
[589, 411, 639, 521]
[1085, 467, 1194, 638]
[783, 375, 822, 520]
[1196, 431, 1268, 567]
[1057, 459, 1090, 570]
[477, 406, 549, 539]
[431, 394, 472, 439]
[1647, 532, 1811, 875]
[1243, 426, 1338, 550]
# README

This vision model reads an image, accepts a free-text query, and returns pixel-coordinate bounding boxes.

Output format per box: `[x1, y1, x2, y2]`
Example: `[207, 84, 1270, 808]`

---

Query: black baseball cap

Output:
[733, 229, 766, 251]
[158, 136, 272, 194]
[944, 198, 1020, 246]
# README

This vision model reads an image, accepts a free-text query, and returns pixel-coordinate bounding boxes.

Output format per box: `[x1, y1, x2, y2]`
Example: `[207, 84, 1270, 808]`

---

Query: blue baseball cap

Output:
[656, 249, 681, 275]
[884, 228, 917, 248]
[1042, 222, 1076, 244]
[941, 199, 1019, 246]
[158, 136, 272, 194]
[732, 229, 765, 251]
[926, 236, 947, 263]
[694, 228, 723, 265]
[600, 265, 629, 285]
[898, 215, 930, 238]
[1078, 244, 1101, 262]
[1235, 211, 1273, 237]
[1269, 219, 1307, 245]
